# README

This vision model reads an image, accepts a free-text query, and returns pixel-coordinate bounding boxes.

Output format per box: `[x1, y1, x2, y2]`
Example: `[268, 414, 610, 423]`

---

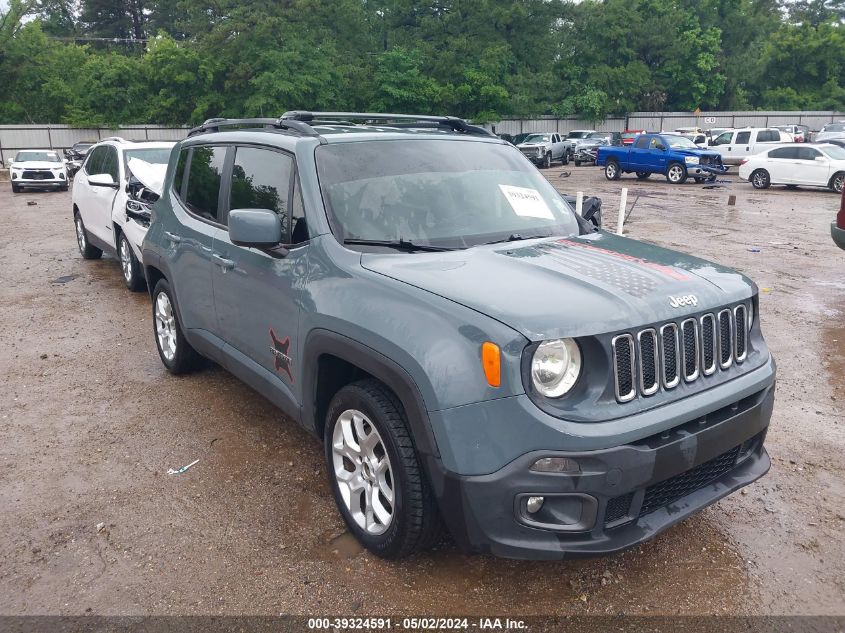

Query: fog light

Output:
[530, 457, 580, 473]
[526, 496, 544, 513]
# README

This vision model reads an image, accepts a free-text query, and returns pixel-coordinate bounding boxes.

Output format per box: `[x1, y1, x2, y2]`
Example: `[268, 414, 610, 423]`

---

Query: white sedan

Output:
[739, 143, 845, 193]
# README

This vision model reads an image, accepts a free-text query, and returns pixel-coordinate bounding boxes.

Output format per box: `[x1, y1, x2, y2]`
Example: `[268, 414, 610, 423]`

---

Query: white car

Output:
[10, 149, 69, 193]
[72, 138, 175, 291]
[563, 129, 597, 157]
[709, 128, 793, 165]
[816, 122, 845, 143]
[739, 143, 845, 193]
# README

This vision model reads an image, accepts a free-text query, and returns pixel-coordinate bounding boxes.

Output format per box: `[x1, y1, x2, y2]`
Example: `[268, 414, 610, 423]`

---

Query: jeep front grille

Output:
[611, 302, 752, 402]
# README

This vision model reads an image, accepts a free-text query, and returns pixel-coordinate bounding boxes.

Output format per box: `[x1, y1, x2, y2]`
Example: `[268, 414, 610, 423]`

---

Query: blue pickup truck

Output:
[596, 133, 728, 184]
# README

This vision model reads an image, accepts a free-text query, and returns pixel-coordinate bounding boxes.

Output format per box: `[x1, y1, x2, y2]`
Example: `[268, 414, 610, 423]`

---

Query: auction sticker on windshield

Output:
[498, 184, 554, 220]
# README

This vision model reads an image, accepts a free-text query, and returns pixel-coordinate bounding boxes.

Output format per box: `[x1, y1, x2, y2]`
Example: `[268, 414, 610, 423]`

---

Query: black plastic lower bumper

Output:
[429, 383, 774, 560]
[832, 222, 845, 250]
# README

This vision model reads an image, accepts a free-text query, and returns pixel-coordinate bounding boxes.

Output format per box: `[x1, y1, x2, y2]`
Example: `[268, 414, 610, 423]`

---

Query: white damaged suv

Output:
[72, 137, 174, 291]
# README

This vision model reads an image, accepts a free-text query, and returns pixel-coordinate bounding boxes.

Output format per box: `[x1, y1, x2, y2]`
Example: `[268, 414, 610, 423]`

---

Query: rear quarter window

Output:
[183, 145, 227, 223]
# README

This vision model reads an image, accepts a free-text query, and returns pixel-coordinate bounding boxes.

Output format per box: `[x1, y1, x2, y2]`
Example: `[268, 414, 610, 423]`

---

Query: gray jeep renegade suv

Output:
[141, 112, 775, 560]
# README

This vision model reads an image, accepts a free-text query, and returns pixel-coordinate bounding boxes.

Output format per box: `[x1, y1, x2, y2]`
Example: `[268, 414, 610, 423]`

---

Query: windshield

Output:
[587, 132, 609, 139]
[123, 147, 173, 173]
[567, 131, 590, 139]
[821, 145, 845, 160]
[822, 123, 845, 133]
[73, 143, 93, 151]
[15, 151, 60, 163]
[522, 134, 549, 143]
[316, 139, 580, 250]
[664, 135, 698, 149]
[622, 132, 639, 139]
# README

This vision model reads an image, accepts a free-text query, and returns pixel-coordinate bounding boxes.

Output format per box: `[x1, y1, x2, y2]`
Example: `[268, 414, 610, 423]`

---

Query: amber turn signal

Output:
[481, 341, 501, 387]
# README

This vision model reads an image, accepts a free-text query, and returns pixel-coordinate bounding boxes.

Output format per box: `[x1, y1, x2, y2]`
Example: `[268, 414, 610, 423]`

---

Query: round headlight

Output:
[531, 338, 582, 398]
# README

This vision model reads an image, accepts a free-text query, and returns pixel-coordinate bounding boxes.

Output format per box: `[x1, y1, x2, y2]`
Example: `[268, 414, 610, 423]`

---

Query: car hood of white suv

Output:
[127, 157, 166, 196]
[11, 160, 65, 170]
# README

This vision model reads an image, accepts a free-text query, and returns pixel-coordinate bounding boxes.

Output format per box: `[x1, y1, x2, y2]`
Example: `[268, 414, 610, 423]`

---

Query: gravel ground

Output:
[0, 166, 843, 617]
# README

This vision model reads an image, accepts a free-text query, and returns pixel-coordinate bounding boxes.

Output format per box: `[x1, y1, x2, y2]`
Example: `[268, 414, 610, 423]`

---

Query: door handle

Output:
[212, 254, 235, 270]
[164, 231, 182, 243]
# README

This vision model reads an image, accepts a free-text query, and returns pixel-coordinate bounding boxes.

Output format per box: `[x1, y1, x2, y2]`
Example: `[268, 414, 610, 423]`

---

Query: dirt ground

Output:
[0, 166, 843, 617]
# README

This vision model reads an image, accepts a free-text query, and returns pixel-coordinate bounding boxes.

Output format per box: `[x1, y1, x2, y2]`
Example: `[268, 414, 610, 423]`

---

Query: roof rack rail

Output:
[187, 117, 320, 138]
[280, 111, 495, 137]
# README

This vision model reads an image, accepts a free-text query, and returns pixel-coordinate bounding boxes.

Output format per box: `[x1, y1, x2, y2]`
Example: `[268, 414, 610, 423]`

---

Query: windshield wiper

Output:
[343, 238, 458, 252]
[479, 232, 552, 246]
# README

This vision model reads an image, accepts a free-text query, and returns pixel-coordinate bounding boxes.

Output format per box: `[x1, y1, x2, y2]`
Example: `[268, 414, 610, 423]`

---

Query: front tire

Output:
[152, 279, 202, 374]
[11, 183, 20, 193]
[751, 169, 771, 189]
[605, 160, 621, 181]
[74, 212, 103, 260]
[119, 232, 145, 292]
[574, 159, 582, 167]
[666, 162, 688, 184]
[830, 172, 844, 194]
[325, 379, 441, 559]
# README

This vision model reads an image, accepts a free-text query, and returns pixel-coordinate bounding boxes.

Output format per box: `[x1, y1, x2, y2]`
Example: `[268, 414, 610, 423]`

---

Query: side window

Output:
[84, 146, 105, 175]
[290, 176, 309, 245]
[634, 136, 650, 149]
[769, 147, 797, 159]
[735, 131, 751, 144]
[713, 132, 732, 146]
[172, 148, 189, 198]
[797, 147, 821, 161]
[648, 137, 662, 149]
[229, 146, 292, 234]
[100, 146, 119, 182]
[755, 130, 775, 143]
[184, 145, 227, 223]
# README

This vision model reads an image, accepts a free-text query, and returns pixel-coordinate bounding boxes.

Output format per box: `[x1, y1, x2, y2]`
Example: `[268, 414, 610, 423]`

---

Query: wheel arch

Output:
[302, 329, 440, 461]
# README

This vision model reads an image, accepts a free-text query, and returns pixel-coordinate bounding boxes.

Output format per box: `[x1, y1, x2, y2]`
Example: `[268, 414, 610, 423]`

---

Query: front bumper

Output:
[686, 162, 729, 177]
[13, 177, 66, 187]
[575, 149, 599, 164]
[832, 222, 845, 250]
[429, 379, 774, 560]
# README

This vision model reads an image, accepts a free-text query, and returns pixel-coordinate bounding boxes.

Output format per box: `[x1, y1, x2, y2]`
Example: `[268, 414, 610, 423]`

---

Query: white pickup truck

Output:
[515, 132, 568, 168]
[710, 128, 793, 165]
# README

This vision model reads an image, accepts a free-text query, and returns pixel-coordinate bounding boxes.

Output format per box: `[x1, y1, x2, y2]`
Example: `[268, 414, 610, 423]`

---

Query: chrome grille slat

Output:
[611, 302, 751, 402]
[611, 334, 636, 402]
[637, 329, 659, 396]
[660, 323, 680, 389]
[681, 318, 699, 382]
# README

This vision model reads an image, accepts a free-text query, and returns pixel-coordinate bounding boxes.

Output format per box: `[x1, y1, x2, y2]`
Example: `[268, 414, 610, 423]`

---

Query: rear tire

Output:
[605, 160, 621, 181]
[152, 278, 202, 374]
[325, 379, 442, 559]
[74, 212, 103, 260]
[574, 159, 582, 167]
[830, 172, 844, 194]
[666, 162, 688, 184]
[561, 152, 569, 166]
[635, 172, 650, 180]
[119, 232, 145, 292]
[542, 152, 551, 169]
[750, 169, 771, 189]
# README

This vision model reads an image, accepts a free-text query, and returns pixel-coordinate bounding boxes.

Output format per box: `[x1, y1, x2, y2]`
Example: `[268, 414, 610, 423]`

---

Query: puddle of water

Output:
[328, 532, 364, 559]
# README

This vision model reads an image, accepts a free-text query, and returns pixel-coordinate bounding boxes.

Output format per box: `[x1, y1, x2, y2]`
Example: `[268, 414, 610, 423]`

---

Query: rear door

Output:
[167, 144, 227, 345]
[763, 146, 798, 183]
[730, 131, 752, 160]
[82, 145, 120, 246]
[211, 144, 310, 411]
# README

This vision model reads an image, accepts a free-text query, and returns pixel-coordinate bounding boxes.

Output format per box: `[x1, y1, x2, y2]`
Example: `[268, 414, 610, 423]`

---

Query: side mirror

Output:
[228, 208, 283, 249]
[88, 173, 117, 188]
[581, 197, 603, 230]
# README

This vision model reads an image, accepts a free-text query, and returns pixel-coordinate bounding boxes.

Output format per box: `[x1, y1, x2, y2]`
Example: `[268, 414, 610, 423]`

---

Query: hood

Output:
[361, 232, 754, 341]
[674, 147, 719, 158]
[517, 142, 547, 149]
[11, 161, 65, 170]
[577, 140, 605, 149]
[127, 157, 166, 196]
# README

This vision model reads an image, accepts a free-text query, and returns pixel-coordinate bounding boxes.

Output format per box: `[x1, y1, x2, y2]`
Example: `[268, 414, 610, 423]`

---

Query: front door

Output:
[211, 145, 307, 409]
[77, 145, 120, 246]
[793, 146, 828, 186]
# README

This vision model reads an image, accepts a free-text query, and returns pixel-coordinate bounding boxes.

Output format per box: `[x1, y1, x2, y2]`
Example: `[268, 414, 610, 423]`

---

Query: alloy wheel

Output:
[833, 173, 844, 194]
[155, 292, 177, 362]
[120, 237, 132, 283]
[331, 409, 395, 535]
[75, 217, 86, 252]
[752, 170, 769, 189]
[668, 165, 684, 183]
[606, 163, 617, 179]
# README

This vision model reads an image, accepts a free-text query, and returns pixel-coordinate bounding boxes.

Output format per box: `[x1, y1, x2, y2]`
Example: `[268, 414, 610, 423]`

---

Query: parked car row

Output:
[70, 111, 774, 561]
